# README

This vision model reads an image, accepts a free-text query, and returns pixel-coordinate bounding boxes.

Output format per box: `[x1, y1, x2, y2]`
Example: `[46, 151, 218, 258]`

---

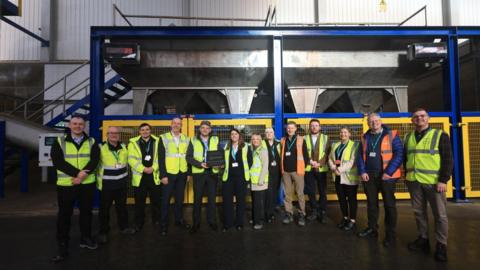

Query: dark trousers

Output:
[304, 171, 327, 212]
[134, 175, 161, 227]
[335, 178, 358, 220]
[252, 190, 266, 225]
[99, 187, 129, 234]
[56, 183, 96, 244]
[160, 173, 187, 226]
[222, 175, 248, 228]
[265, 171, 280, 218]
[192, 173, 218, 226]
[363, 172, 397, 238]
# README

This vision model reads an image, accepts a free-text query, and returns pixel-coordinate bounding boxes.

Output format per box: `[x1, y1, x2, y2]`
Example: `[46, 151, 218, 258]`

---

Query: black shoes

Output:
[175, 220, 192, 230]
[189, 224, 200, 234]
[282, 213, 294, 224]
[343, 220, 356, 231]
[337, 218, 349, 229]
[383, 237, 396, 248]
[297, 214, 306, 227]
[306, 210, 318, 221]
[79, 237, 98, 250]
[120, 228, 136, 234]
[434, 242, 448, 262]
[317, 211, 327, 224]
[236, 225, 243, 231]
[51, 242, 68, 263]
[407, 236, 430, 254]
[160, 226, 168, 236]
[357, 227, 378, 238]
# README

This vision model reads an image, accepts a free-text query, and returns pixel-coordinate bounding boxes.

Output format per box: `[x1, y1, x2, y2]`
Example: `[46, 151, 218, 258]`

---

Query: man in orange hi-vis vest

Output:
[280, 121, 310, 227]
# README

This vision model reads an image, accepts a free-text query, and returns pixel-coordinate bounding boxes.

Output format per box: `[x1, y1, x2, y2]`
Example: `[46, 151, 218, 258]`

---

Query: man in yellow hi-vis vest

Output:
[405, 108, 452, 262]
[158, 117, 191, 235]
[50, 115, 100, 263]
[128, 123, 161, 233]
[186, 120, 223, 233]
[97, 126, 135, 245]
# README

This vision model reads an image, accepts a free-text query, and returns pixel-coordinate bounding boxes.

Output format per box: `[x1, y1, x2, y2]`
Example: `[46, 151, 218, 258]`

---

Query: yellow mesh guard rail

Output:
[288, 117, 453, 200]
[462, 117, 480, 198]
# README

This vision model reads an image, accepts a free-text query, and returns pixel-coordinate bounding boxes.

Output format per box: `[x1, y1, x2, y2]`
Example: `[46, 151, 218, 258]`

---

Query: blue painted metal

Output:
[191, 114, 275, 120]
[457, 28, 480, 36]
[89, 36, 104, 141]
[20, 149, 28, 193]
[46, 96, 89, 127]
[461, 112, 480, 117]
[446, 33, 464, 201]
[273, 37, 284, 139]
[101, 114, 185, 121]
[0, 16, 49, 47]
[0, 121, 5, 198]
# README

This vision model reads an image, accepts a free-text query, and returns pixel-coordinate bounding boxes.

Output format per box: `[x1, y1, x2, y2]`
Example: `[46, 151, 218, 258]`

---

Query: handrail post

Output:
[63, 76, 67, 115]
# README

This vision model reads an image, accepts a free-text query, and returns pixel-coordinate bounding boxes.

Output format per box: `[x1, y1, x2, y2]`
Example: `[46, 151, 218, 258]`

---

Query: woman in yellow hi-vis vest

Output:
[50, 115, 100, 262]
[222, 128, 252, 232]
[328, 127, 360, 232]
[158, 117, 191, 236]
[250, 133, 269, 230]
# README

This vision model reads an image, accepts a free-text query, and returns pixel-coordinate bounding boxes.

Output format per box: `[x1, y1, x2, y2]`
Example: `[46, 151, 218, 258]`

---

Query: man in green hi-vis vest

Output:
[405, 108, 452, 263]
[50, 114, 100, 263]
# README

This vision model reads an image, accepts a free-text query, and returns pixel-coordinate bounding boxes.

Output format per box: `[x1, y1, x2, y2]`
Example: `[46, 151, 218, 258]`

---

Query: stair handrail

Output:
[28, 68, 115, 122]
[9, 60, 93, 117]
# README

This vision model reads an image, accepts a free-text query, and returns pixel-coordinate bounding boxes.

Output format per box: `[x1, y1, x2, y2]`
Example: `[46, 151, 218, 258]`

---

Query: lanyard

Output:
[270, 143, 276, 159]
[202, 138, 209, 160]
[231, 145, 238, 161]
[143, 139, 151, 154]
[335, 143, 347, 159]
[369, 133, 382, 152]
[111, 149, 120, 162]
[287, 136, 297, 152]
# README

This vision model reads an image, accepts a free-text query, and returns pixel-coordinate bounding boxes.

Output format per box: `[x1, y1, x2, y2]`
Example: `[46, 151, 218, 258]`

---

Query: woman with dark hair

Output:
[221, 128, 252, 232]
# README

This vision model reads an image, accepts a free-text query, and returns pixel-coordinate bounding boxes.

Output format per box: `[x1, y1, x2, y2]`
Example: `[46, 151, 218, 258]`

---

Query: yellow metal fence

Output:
[462, 117, 480, 198]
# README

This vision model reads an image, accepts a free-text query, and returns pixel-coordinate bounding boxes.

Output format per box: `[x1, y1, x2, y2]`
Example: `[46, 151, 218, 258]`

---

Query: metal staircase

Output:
[9, 62, 132, 129]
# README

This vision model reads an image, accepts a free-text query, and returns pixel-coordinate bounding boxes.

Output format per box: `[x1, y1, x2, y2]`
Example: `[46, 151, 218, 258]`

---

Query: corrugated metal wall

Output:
[451, 0, 480, 26]
[320, 0, 443, 26]
[55, 0, 184, 60]
[0, 0, 42, 60]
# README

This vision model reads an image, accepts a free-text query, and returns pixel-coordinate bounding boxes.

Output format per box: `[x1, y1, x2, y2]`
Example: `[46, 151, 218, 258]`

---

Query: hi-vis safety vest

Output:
[305, 134, 329, 172]
[250, 145, 269, 185]
[160, 132, 189, 174]
[56, 136, 96, 186]
[191, 136, 219, 174]
[280, 136, 306, 176]
[97, 142, 128, 190]
[127, 135, 160, 187]
[361, 130, 402, 179]
[222, 144, 250, 182]
[405, 128, 442, 185]
[330, 140, 360, 184]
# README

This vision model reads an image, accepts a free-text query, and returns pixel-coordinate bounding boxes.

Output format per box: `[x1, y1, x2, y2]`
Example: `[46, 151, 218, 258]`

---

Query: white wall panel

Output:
[451, 0, 480, 26]
[321, 0, 443, 26]
[0, 0, 42, 60]
[55, 0, 184, 60]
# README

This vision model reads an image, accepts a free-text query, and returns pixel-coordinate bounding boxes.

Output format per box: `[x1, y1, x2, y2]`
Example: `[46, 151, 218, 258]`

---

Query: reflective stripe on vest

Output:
[331, 140, 360, 184]
[161, 133, 189, 174]
[222, 144, 250, 181]
[305, 134, 328, 172]
[97, 142, 128, 190]
[280, 136, 306, 176]
[56, 136, 96, 186]
[191, 136, 219, 174]
[405, 129, 442, 184]
[361, 130, 401, 179]
[250, 145, 269, 184]
[127, 135, 160, 187]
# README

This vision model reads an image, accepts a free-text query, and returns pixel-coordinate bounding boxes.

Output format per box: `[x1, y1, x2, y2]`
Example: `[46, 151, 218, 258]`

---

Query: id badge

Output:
[285, 152, 291, 156]
[335, 160, 341, 165]
[115, 163, 123, 169]
[271, 161, 277, 166]
[369, 152, 376, 158]
[144, 155, 152, 161]
[232, 162, 239, 168]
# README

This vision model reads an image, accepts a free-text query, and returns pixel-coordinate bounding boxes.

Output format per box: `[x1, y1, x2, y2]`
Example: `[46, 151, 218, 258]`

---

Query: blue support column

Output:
[272, 36, 284, 138]
[20, 149, 29, 193]
[445, 33, 465, 201]
[0, 121, 5, 198]
[89, 36, 104, 142]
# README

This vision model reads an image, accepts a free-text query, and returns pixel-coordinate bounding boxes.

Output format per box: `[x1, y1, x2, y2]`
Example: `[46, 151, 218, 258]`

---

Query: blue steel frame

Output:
[90, 26, 472, 200]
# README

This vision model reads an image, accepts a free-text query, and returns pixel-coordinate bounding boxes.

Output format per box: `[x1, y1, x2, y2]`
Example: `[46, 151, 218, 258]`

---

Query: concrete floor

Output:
[0, 182, 479, 270]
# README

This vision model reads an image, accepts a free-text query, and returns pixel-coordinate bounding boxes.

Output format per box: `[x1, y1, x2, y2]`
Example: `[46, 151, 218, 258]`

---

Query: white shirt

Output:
[311, 134, 319, 147]
[171, 131, 180, 147]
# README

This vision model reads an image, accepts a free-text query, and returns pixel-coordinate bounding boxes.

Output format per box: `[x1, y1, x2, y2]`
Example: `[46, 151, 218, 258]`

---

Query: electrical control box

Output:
[38, 133, 62, 167]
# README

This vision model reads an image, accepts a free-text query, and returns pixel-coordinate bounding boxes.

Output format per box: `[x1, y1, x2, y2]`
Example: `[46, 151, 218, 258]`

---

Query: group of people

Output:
[50, 108, 452, 263]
